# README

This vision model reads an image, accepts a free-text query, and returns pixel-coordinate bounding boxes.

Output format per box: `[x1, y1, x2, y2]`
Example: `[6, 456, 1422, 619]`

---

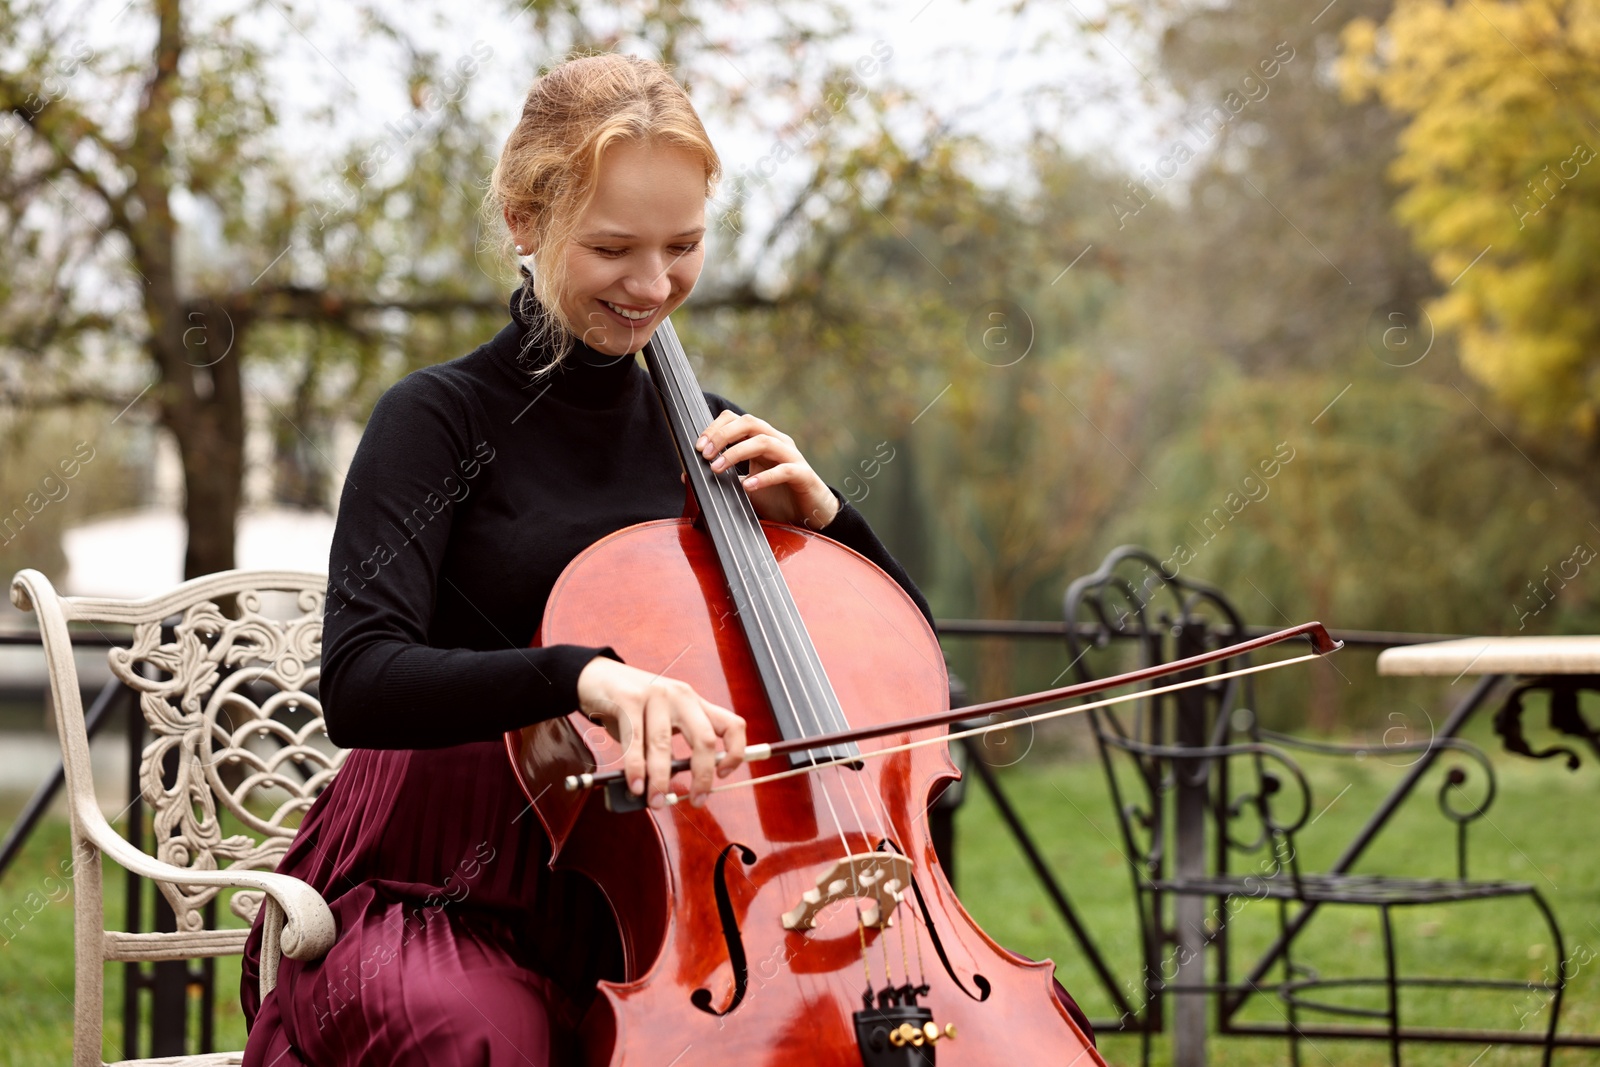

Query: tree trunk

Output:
[973, 578, 1020, 704]
[130, 0, 244, 579]
[274, 359, 329, 508]
[179, 432, 242, 577]
[171, 333, 244, 578]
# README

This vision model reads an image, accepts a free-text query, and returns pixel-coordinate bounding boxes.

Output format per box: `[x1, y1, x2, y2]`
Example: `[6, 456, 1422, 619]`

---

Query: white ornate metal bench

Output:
[9, 568, 343, 1067]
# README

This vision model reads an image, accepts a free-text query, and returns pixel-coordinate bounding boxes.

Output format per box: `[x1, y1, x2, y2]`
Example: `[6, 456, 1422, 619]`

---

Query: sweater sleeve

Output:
[703, 391, 936, 632]
[320, 371, 618, 750]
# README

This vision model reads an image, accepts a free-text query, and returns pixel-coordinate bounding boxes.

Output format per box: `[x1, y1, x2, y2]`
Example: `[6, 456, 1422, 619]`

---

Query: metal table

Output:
[1378, 635, 1600, 678]
[1379, 636, 1600, 770]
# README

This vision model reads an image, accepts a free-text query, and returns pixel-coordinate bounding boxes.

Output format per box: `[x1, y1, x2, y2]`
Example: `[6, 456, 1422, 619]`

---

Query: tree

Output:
[0, 0, 521, 576]
[0, 0, 865, 577]
[1340, 0, 1600, 491]
[1111, 359, 1600, 730]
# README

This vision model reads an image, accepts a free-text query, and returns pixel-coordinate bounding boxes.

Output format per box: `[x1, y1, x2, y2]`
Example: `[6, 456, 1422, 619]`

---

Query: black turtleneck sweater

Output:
[320, 283, 935, 749]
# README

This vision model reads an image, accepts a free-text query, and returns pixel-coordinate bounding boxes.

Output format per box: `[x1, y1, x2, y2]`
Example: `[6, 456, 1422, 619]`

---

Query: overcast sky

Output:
[127, 0, 1174, 195]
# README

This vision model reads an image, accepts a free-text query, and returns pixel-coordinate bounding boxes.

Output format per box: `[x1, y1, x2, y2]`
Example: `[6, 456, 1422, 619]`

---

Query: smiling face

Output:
[554, 139, 708, 356]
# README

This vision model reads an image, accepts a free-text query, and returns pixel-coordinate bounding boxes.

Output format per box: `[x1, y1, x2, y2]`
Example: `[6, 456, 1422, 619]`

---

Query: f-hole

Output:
[691, 842, 759, 1017]
[878, 840, 992, 1003]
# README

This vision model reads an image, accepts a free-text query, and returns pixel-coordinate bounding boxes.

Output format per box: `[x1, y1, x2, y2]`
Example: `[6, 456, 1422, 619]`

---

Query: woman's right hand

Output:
[576, 656, 747, 808]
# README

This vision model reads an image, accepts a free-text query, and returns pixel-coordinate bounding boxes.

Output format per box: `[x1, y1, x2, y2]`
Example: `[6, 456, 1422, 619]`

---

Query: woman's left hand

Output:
[696, 412, 840, 530]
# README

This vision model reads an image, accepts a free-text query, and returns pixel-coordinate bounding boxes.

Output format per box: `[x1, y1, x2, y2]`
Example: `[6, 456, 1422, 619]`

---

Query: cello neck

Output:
[642, 318, 859, 767]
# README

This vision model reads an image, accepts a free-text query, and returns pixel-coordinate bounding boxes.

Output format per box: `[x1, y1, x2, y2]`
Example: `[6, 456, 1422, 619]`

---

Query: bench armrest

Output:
[76, 804, 333, 993]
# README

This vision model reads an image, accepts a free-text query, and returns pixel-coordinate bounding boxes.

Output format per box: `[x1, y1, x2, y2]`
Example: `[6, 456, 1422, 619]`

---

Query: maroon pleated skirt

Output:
[240, 741, 618, 1067]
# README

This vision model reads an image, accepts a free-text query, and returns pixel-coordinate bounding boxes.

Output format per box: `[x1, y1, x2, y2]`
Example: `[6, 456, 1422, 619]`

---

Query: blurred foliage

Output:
[1, 0, 1596, 730]
[1111, 364, 1600, 729]
[0, 409, 143, 585]
[683, 0, 1600, 717]
[1340, 0, 1600, 486]
[0, 0, 520, 574]
[1123, 366, 1600, 637]
[1109, 0, 1441, 377]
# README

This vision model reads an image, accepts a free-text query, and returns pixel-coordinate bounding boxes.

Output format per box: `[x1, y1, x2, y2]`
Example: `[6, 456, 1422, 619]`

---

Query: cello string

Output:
[653, 326, 840, 740]
[687, 652, 1323, 797]
[651, 323, 918, 992]
[654, 331, 878, 825]
[652, 339, 869, 907]
[679, 417, 917, 995]
[650, 333, 917, 959]
[653, 335, 849, 769]
[725, 487, 898, 847]
[650, 331, 934, 995]
[653, 347, 891, 983]
[908, 884, 927, 985]
[651, 339, 903, 929]
[878, 921, 894, 994]
[894, 878, 915, 986]
[661, 340, 916, 995]
[769, 596, 914, 982]
[655, 324, 852, 746]
[662, 361, 905, 982]
[857, 911, 875, 996]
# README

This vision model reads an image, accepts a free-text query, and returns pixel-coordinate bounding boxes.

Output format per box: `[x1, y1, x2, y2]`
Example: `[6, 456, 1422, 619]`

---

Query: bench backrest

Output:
[11, 567, 344, 932]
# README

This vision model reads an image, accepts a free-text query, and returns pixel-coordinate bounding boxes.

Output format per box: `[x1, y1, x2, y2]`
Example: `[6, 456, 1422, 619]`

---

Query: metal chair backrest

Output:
[1061, 545, 1278, 888]
[9, 566, 343, 1064]
[19, 568, 341, 930]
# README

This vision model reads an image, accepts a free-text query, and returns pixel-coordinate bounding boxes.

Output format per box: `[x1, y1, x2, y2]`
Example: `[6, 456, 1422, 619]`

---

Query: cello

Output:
[506, 317, 1340, 1064]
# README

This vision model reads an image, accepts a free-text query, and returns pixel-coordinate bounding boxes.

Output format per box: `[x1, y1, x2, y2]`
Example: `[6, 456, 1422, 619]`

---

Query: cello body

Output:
[507, 514, 1105, 1065]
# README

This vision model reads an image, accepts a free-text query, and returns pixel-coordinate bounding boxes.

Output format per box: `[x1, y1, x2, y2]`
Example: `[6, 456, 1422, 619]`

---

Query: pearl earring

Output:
[515, 244, 525, 255]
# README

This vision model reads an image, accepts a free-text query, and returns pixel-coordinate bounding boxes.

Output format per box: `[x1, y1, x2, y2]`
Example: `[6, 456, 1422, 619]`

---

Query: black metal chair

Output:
[1063, 545, 1565, 1066]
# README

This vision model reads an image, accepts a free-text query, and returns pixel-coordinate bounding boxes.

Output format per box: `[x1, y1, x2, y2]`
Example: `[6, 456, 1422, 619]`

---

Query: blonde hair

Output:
[484, 53, 721, 370]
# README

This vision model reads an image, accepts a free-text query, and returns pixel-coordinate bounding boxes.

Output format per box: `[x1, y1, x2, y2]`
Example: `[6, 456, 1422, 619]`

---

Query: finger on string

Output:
[701, 413, 791, 461]
[696, 411, 740, 456]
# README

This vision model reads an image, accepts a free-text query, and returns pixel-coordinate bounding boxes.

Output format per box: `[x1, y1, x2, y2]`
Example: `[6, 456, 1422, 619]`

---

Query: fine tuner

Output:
[893, 1021, 957, 1046]
[855, 981, 956, 1066]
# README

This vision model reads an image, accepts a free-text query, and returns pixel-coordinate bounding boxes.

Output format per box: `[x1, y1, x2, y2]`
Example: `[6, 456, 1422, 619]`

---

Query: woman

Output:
[239, 52, 939, 1066]
[241, 52, 1092, 1066]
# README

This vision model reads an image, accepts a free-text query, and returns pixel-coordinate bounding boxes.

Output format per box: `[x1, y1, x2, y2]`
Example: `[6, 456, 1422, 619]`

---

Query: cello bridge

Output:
[781, 852, 913, 931]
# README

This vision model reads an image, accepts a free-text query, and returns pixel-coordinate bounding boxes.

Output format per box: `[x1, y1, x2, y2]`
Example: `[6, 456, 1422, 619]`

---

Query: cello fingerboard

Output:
[643, 318, 860, 767]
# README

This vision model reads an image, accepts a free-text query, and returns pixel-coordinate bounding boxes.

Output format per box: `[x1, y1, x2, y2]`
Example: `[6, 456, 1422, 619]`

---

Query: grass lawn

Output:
[1, 716, 1595, 1065]
[0, 812, 250, 1065]
[952, 718, 1600, 1066]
